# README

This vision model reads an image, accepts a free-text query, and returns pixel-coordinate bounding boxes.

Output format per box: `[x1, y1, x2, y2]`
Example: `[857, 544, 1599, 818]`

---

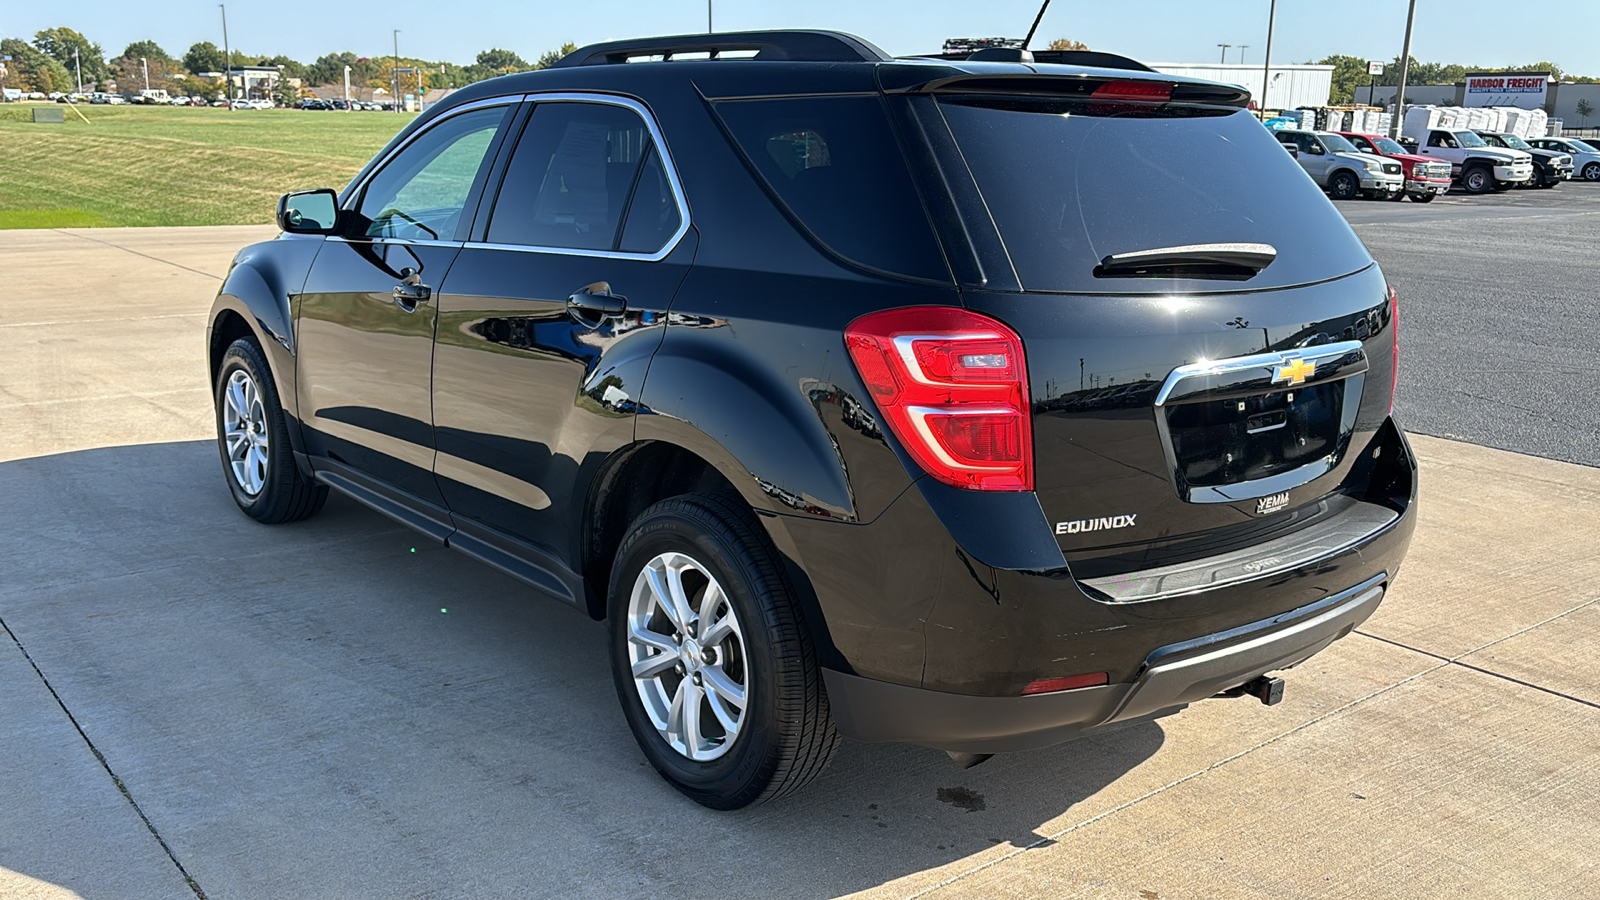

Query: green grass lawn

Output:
[0, 104, 414, 228]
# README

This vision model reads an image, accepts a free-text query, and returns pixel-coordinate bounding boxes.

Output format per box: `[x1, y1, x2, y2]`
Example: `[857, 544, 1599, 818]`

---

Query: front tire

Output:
[1461, 165, 1494, 194]
[1328, 171, 1360, 201]
[608, 493, 838, 809]
[1584, 162, 1600, 182]
[214, 337, 328, 523]
[1410, 192, 1436, 203]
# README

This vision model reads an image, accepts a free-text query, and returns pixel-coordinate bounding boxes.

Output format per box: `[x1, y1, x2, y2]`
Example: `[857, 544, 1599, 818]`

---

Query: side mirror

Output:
[1308, 144, 1325, 155]
[277, 189, 340, 235]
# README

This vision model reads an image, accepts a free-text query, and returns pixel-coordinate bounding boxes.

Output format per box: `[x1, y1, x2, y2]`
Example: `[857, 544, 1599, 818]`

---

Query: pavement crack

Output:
[50, 229, 225, 281]
[0, 614, 210, 900]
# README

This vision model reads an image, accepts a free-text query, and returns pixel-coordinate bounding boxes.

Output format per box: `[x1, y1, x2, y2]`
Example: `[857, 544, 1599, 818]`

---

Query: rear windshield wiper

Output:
[1094, 242, 1277, 280]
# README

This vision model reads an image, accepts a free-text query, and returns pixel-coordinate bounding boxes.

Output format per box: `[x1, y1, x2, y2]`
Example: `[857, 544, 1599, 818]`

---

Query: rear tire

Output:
[1584, 162, 1600, 182]
[1461, 165, 1494, 194]
[608, 493, 838, 809]
[1328, 171, 1360, 201]
[214, 337, 328, 523]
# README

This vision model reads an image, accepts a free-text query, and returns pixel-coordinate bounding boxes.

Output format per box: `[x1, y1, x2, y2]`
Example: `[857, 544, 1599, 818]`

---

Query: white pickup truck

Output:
[1408, 128, 1533, 194]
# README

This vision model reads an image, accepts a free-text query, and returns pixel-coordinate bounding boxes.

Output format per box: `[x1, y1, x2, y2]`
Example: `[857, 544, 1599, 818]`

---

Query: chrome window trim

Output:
[467, 91, 692, 263]
[343, 96, 520, 213]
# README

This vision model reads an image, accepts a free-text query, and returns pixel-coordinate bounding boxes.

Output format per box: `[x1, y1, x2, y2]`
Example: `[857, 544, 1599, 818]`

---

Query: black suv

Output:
[208, 31, 1416, 809]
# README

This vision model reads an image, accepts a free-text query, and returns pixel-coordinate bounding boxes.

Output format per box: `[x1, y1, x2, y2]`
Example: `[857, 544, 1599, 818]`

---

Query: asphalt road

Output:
[1340, 184, 1600, 466]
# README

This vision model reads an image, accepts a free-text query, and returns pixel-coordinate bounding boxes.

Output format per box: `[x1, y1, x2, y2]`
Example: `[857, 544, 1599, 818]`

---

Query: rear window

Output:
[712, 95, 948, 282]
[930, 99, 1372, 293]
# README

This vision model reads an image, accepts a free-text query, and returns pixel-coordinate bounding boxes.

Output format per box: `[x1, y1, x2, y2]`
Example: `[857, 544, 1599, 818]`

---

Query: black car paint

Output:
[209, 51, 1416, 748]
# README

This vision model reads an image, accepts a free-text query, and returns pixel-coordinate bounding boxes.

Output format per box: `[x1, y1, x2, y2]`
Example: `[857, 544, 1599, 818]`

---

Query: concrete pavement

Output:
[2, 227, 1597, 899]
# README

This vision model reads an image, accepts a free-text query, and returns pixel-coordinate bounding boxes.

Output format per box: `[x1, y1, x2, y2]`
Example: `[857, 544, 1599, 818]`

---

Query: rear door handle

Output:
[567, 282, 627, 316]
[393, 267, 431, 310]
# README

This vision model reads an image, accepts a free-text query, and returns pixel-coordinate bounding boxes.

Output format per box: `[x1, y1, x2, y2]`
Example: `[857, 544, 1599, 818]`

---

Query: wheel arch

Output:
[580, 436, 841, 671]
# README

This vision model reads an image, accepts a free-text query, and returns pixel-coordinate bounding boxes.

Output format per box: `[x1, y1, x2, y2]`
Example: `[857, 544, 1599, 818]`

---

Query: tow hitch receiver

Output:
[1220, 675, 1285, 706]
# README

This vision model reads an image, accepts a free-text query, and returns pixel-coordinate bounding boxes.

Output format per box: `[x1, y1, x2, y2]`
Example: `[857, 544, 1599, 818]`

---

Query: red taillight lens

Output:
[1388, 283, 1400, 415]
[1022, 672, 1109, 695]
[1090, 80, 1173, 102]
[845, 306, 1033, 491]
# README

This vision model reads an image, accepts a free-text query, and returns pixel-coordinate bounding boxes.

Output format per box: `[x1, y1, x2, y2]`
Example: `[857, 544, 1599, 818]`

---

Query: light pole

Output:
[343, 65, 351, 111]
[1217, 43, 1231, 64]
[393, 29, 401, 114]
[1260, 0, 1277, 119]
[73, 47, 82, 95]
[141, 57, 150, 93]
[220, 3, 233, 109]
[1391, 0, 1418, 138]
[708, 0, 713, 32]
[1238, 45, 1249, 64]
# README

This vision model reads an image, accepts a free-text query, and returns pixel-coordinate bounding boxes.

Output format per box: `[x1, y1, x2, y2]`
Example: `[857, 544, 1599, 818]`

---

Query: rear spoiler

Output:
[882, 72, 1251, 109]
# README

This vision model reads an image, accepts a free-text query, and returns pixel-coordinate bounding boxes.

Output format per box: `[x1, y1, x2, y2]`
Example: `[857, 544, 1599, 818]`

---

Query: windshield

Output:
[929, 101, 1371, 293]
[1321, 133, 1360, 153]
[1456, 131, 1489, 148]
[1372, 137, 1407, 155]
[1573, 140, 1599, 153]
[1498, 133, 1533, 150]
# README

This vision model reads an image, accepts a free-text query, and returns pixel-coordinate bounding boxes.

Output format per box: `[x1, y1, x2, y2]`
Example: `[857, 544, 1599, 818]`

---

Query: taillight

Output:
[1388, 283, 1400, 415]
[845, 306, 1033, 491]
[1090, 80, 1172, 102]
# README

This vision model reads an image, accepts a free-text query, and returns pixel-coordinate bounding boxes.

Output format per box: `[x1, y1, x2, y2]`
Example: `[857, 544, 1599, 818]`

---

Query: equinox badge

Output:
[1057, 515, 1138, 535]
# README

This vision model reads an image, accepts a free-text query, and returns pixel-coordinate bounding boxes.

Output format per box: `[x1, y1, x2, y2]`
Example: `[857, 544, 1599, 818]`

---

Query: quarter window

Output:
[487, 101, 670, 251]
[356, 105, 510, 241]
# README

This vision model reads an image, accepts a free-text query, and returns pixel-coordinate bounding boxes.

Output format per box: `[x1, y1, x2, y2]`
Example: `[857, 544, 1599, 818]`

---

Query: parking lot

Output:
[2, 188, 1598, 899]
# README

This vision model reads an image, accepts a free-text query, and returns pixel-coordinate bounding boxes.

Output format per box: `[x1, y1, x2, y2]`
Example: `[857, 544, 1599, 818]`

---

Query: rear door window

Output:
[487, 101, 664, 252]
[712, 95, 948, 282]
[928, 99, 1371, 293]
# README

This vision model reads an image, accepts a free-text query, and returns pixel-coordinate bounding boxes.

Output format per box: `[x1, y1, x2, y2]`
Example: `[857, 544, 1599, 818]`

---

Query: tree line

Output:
[1315, 53, 1598, 105]
[0, 25, 576, 99]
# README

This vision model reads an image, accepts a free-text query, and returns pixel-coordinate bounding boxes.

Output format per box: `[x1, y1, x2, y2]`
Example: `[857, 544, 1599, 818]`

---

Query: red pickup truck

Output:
[1337, 132, 1453, 202]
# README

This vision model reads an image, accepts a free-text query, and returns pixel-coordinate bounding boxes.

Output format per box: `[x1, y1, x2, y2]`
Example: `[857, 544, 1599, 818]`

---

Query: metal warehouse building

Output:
[1146, 63, 1334, 112]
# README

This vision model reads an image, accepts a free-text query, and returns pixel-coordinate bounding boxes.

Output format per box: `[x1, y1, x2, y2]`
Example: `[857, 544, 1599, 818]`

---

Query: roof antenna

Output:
[1022, 0, 1052, 50]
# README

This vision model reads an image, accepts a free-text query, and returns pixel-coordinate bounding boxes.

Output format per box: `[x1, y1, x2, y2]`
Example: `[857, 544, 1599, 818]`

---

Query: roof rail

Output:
[552, 30, 891, 68]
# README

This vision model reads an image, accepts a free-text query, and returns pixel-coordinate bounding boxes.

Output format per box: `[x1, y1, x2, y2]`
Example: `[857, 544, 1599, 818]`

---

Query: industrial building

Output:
[1147, 62, 1334, 112]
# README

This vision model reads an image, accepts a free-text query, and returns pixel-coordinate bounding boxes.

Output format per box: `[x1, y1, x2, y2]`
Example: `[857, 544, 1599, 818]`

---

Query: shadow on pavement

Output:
[0, 441, 1163, 899]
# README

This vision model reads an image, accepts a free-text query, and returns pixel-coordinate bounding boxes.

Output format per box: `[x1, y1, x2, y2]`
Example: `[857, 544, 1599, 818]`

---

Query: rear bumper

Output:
[825, 574, 1387, 753]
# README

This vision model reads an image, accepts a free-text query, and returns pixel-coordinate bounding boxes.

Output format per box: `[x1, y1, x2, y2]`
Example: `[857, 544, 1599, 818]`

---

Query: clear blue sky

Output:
[8, 0, 1599, 74]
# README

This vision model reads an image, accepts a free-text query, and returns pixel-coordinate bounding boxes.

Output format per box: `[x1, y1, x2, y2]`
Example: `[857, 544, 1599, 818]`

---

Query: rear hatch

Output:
[895, 69, 1398, 582]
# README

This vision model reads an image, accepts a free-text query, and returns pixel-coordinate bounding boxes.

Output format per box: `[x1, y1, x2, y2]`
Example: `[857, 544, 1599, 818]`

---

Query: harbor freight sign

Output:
[1464, 72, 1551, 109]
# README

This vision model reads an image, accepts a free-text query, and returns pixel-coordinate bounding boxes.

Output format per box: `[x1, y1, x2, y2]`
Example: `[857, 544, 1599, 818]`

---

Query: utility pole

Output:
[219, 4, 233, 109]
[1218, 44, 1231, 64]
[393, 29, 401, 113]
[1260, 0, 1277, 119]
[1391, 0, 1418, 138]
[707, 0, 713, 33]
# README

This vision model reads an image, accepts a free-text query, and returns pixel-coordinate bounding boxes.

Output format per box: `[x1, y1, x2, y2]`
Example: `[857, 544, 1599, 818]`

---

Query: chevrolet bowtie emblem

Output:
[1273, 357, 1316, 386]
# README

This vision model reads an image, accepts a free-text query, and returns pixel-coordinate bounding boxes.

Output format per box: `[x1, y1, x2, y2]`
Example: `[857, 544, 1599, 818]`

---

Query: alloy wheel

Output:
[223, 369, 269, 496]
[626, 551, 749, 762]
[1585, 163, 1600, 182]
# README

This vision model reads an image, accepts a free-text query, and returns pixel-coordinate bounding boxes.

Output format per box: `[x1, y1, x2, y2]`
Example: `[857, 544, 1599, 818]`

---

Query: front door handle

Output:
[393, 267, 431, 310]
[567, 282, 627, 316]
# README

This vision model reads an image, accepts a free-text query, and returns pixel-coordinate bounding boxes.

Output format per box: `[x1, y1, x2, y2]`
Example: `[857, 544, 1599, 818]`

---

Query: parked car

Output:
[1337, 132, 1452, 202]
[1274, 129, 1406, 199]
[1407, 128, 1533, 193]
[209, 30, 1415, 809]
[1475, 131, 1571, 187]
[1528, 137, 1600, 182]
